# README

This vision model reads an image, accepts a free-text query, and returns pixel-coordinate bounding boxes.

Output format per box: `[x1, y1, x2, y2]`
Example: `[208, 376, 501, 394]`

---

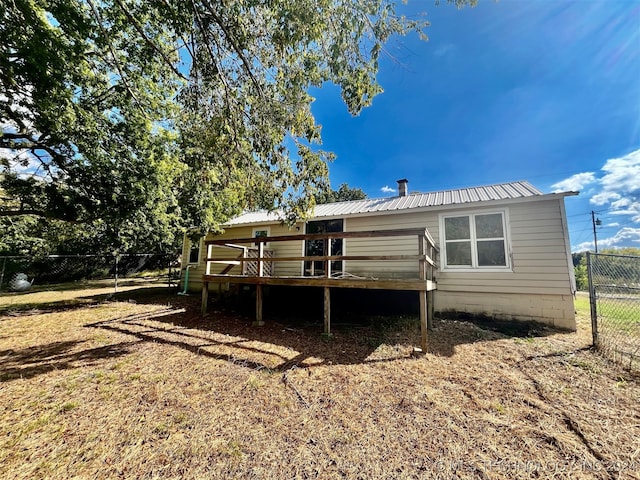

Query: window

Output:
[188, 238, 201, 264]
[252, 227, 270, 246]
[441, 211, 510, 270]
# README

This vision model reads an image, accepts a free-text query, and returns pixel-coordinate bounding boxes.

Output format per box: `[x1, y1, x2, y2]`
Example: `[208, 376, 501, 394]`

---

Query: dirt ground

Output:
[0, 286, 638, 479]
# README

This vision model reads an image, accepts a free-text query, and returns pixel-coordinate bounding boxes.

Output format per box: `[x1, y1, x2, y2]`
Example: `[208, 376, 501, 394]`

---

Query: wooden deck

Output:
[201, 228, 438, 351]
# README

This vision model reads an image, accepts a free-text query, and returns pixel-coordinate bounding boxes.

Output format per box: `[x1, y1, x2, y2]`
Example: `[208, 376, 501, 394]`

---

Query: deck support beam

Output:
[323, 287, 332, 338]
[201, 282, 209, 315]
[253, 284, 265, 326]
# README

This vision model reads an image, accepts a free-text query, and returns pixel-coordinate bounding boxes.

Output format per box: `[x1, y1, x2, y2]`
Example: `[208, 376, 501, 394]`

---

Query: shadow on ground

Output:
[2, 286, 570, 376]
[0, 340, 136, 382]
[93, 287, 565, 365]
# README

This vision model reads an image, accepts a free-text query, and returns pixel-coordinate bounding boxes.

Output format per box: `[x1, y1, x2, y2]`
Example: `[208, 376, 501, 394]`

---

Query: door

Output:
[304, 219, 343, 276]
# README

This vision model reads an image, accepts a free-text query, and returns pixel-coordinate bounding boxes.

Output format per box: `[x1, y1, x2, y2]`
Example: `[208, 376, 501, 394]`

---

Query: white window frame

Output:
[252, 227, 270, 247]
[187, 237, 202, 265]
[439, 209, 512, 272]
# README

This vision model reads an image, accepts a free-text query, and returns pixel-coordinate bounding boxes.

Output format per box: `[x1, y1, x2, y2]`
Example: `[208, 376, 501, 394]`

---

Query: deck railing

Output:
[202, 228, 439, 351]
[204, 228, 438, 282]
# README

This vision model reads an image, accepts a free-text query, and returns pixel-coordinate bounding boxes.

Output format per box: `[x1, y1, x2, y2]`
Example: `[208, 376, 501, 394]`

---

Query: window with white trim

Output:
[252, 227, 270, 246]
[441, 211, 510, 270]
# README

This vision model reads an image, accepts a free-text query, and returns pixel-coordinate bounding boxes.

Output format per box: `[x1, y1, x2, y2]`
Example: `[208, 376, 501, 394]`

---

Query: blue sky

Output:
[309, 0, 640, 252]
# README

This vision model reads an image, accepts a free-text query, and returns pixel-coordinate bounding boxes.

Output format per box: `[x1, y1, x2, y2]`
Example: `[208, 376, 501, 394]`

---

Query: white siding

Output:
[342, 198, 575, 328]
[345, 212, 439, 278]
[436, 199, 574, 296]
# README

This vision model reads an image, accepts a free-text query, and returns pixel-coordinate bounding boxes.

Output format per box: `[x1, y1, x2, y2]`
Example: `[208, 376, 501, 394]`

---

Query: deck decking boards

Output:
[201, 274, 435, 291]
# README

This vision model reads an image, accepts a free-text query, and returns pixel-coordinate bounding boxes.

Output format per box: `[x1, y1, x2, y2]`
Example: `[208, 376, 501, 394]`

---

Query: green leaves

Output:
[1, 0, 473, 254]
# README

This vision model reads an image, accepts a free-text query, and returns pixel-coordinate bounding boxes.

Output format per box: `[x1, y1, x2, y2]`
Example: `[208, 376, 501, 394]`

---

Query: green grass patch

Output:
[575, 294, 638, 326]
[574, 295, 590, 316]
[598, 298, 639, 324]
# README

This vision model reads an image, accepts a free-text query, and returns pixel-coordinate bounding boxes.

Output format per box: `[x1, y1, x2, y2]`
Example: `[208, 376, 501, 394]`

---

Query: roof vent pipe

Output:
[397, 178, 408, 197]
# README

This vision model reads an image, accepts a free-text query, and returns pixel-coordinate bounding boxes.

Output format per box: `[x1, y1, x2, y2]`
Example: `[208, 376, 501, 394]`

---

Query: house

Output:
[181, 180, 577, 331]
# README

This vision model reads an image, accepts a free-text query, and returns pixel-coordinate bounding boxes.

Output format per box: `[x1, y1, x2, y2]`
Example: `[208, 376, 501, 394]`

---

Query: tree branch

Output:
[0, 208, 86, 223]
[113, 0, 188, 82]
[200, 2, 263, 95]
[86, 0, 144, 112]
[0, 134, 65, 163]
[0, 209, 49, 217]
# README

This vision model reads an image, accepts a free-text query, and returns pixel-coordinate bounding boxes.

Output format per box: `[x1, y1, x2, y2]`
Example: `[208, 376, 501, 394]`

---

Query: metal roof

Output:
[226, 180, 546, 226]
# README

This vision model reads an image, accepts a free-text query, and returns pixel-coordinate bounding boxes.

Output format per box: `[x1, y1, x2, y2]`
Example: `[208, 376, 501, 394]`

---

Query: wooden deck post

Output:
[417, 234, 428, 351]
[252, 241, 265, 326]
[323, 287, 332, 337]
[419, 290, 428, 352]
[253, 284, 265, 326]
[201, 281, 209, 315]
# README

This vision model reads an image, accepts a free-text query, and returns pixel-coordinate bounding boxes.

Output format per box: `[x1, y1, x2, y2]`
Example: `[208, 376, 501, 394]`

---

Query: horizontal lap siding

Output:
[438, 199, 572, 295]
[342, 200, 572, 297]
[181, 239, 207, 291]
[271, 238, 304, 276]
[345, 212, 438, 278]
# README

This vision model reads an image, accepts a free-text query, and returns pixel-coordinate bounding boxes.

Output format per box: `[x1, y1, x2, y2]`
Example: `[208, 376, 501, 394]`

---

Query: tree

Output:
[574, 256, 588, 291]
[1, 0, 474, 254]
[315, 183, 367, 204]
[601, 248, 640, 256]
[572, 248, 640, 291]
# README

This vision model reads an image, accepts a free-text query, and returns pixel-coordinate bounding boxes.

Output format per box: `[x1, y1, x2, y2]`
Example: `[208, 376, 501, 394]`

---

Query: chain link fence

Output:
[587, 252, 640, 371]
[0, 254, 180, 293]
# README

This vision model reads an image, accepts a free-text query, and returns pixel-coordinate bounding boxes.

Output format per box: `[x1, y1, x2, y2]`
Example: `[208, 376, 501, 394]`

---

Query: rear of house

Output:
[181, 180, 577, 330]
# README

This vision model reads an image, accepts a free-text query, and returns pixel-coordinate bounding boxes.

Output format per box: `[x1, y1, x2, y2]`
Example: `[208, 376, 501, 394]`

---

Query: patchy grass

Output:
[575, 291, 640, 325]
[576, 292, 640, 370]
[0, 278, 170, 313]
[0, 287, 639, 479]
[574, 293, 591, 315]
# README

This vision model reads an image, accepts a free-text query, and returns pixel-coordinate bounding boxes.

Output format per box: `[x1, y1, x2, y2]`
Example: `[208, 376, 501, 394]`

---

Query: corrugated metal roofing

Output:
[226, 180, 545, 226]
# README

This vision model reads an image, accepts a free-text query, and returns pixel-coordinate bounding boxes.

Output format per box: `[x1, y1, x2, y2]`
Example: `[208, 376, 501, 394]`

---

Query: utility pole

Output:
[591, 211, 601, 253]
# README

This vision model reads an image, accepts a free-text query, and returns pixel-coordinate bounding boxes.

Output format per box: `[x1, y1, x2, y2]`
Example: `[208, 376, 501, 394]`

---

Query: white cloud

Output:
[551, 172, 596, 192]
[591, 191, 620, 206]
[598, 227, 640, 248]
[589, 149, 640, 208]
[609, 205, 640, 222]
[568, 150, 640, 251]
[380, 185, 395, 194]
[572, 240, 595, 252]
[611, 198, 632, 209]
[573, 227, 640, 252]
[599, 150, 640, 192]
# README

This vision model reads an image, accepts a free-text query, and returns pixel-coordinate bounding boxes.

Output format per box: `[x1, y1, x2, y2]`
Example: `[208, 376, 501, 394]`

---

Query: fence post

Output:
[0, 257, 6, 292]
[586, 251, 598, 347]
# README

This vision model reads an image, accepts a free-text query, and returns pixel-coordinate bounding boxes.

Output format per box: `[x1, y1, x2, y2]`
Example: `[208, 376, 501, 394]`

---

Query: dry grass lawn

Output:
[1, 286, 639, 479]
